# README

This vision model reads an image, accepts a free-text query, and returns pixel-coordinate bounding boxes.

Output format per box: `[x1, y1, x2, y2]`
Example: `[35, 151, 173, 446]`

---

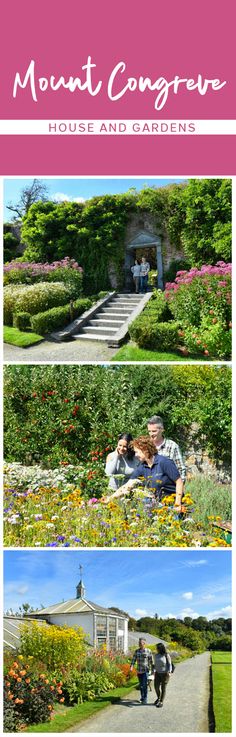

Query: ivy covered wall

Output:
[9, 180, 231, 294]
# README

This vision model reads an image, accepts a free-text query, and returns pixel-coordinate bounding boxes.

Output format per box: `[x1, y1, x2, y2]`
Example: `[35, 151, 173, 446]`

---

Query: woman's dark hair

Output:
[118, 433, 135, 459]
[156, 643, 167, 655]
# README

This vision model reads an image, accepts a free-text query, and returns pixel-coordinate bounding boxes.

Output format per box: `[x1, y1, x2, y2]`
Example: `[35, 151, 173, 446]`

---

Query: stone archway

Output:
[124, 229, 163, 291]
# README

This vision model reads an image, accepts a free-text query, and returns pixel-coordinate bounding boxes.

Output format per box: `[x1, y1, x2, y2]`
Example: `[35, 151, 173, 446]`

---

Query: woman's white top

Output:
[105, 450, 139, 490]
[154, 652, 172, 674]
[131, 264, 141, 277]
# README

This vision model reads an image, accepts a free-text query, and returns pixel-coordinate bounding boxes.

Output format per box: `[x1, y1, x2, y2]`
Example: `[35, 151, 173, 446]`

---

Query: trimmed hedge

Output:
[129, 318, 181, 350]
[13, 311, 31, 330]
[30, 297, 92, 334]
[4, 282, 73, 325]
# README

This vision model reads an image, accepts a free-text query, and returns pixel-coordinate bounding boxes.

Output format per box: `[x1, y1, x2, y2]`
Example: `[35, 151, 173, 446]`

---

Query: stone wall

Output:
[124, 211, 185, 271]
[184, 425, 231, 483]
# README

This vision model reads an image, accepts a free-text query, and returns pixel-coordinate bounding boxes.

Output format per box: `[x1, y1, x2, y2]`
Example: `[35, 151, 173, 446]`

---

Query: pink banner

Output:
[0, 0, 235, 173]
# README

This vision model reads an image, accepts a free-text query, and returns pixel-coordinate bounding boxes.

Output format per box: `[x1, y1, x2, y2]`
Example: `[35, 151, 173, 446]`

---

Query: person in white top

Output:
[105, 433, 139, 491]
[131, 259, 141, 293]
[154, 642, 172, 708]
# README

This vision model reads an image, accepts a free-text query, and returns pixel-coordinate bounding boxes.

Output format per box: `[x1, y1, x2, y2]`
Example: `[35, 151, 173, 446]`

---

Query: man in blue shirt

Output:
[103, 436, 183, 511]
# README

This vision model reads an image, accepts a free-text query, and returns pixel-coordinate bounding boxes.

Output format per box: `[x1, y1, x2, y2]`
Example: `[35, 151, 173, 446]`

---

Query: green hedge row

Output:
[30, 297, 92, 335]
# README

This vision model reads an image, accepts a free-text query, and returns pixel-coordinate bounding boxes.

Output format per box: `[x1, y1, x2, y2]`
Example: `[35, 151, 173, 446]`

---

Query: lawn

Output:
[211, 651, 232, 732]
[112, 342, 212, 362]
[4, 326, 43, 347]
[26, 678, 138, 733]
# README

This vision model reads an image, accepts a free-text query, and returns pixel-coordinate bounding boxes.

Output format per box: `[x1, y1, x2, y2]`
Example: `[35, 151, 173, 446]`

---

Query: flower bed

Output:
[4, 641, 134, 731]
[129, 262, 232, 359]
[165, 261, 232, 358]
[4, 464, 230, 548]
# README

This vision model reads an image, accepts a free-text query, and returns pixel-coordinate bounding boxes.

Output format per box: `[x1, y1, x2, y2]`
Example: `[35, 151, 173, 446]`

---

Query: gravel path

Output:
[3, 339, 117, 363]
[67, 652, 210, 733]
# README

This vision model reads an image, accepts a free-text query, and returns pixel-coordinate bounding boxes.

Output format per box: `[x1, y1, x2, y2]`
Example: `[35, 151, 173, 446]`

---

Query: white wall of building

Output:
[46, 612, 94, 644]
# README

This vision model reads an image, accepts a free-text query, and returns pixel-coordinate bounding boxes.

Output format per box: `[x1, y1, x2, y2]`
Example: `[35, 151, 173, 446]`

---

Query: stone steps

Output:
[74, 293, 144, 343]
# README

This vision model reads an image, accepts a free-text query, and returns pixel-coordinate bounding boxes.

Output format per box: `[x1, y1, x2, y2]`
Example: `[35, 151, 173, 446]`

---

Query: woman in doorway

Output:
[131, 259, 141, 293]
[105, 433, 139, 491]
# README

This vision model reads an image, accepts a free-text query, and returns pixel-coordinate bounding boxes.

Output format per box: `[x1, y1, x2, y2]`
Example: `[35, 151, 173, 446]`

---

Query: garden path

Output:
[3, 339, 117, 363]
[67, 652, 210, 733]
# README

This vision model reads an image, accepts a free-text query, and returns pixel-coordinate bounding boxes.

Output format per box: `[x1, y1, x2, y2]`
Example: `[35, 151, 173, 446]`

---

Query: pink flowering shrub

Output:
[4, 257, 83, 299]
[165, 262, 231, 358]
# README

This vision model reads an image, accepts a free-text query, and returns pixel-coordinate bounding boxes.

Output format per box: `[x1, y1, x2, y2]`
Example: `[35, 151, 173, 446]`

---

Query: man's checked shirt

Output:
[131, 647, 153, 674]
[155, 438, 186, 482]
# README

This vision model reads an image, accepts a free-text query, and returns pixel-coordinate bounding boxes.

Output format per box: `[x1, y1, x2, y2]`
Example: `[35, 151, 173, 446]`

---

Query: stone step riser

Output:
[101, 308, 134, 315]
[110, 302, 138, 310]
[81, 326, 118, 335]
[75, 334, 110, 341]
[89, 319, 124, 328]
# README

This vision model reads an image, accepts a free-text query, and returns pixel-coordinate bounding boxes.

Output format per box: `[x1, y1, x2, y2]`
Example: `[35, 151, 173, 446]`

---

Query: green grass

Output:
[4, 326, 44, 347]
[187, 478, 232, 531]
[211, 651, 232, 732]
[112, 343, 211, 362]
[26, 678, 138, 733]
[211, 652, 232, 664]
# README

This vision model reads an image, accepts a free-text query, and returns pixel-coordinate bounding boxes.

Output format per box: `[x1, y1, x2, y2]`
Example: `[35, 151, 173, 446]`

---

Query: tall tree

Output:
[6, 178, 49, 220]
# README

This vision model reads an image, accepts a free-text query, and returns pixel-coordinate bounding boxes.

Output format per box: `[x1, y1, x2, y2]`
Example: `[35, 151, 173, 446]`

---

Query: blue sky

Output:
[4, 550, 231, 621]
[3, 177, 186, 221]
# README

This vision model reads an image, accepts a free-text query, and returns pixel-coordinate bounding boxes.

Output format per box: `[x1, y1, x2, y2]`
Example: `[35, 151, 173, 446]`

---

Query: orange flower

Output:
[19, 670, 27, 676]
[48, 705, 53, 711]
[25, 678, 31, 684]
[50, 686, 55, 691]
[16, 678, 22, 683]
[59, 697, 65, 703]
[8, 693, 14, 700]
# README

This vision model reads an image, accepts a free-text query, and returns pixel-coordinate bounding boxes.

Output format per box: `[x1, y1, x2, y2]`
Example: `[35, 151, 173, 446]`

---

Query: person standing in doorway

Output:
[131, 259, 141, 293]
[130, 638, 153, 704]
[140, 256, 150, 293]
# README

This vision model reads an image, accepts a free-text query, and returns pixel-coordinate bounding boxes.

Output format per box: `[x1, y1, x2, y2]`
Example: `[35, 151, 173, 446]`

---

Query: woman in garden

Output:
[153, 643, 172, 708]
[103, 436, 183, 510]
[105, 433, 139, 491]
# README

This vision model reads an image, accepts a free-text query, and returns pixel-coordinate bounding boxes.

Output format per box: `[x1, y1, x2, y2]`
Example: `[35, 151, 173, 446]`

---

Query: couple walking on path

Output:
[130, 638, 172, 707]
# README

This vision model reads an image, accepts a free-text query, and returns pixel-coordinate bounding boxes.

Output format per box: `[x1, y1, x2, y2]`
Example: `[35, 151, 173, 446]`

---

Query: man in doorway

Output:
[147, 415, 186, 483]
[140, 256, 150, 293]
[130, 638, 154, 704]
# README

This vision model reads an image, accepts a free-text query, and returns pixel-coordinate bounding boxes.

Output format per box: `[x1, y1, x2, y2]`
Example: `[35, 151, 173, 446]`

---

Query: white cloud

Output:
[180, 607, 200, 619]
[206, 605, 232, 619]
[201, 594, 215, 601]
[163, 613, 176, 619]
[52, 192, 86, 204]
[52, 192, 70, 202]
[5, 582, 29, 595]
[182, 592, 193, 600]
[135, 608, 148, 617]
[184, 559, 207, 568]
